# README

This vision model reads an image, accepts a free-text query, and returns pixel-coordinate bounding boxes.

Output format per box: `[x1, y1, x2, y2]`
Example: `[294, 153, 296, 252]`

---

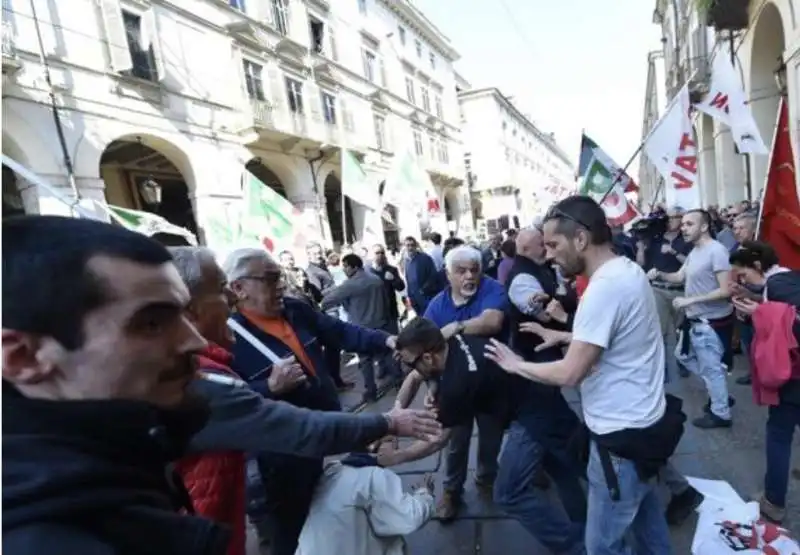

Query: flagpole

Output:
[597, 71, 698, 208]
[341, 188, 347, 246]
[755, 96, 784, 239]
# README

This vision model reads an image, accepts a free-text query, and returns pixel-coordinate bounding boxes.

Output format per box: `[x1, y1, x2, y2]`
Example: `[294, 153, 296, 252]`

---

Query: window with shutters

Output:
[420, 86, 430, 113]
[373, 114, 386, 150]
[439, 141, 449, 164]
[309, 16, 324, 54]
[122, 11, 157, 81]
[243, 60, 265, 101]
[434, 94, 443, 118]
[322, 92, 337, 124]
[285, 77, 304, 114]
[414, 39, 422, 58]
[413, 129, 424, 156]
[362, 49, 376, 83]
[405, 76, 415, 104]
[398, 26, 406, 46]
[429, 51, 435, 70]
[271, 0, 289, 36]
[427, 133, 435, 159]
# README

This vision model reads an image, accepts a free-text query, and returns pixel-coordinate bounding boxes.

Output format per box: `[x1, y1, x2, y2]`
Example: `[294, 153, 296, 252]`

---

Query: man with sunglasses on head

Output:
[222, 248, 399, 555]
[485, 195, 682, 554]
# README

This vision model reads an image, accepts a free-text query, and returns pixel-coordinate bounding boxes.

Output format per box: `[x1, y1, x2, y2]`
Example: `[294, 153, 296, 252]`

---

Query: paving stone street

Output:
[339, 356, 800, 554]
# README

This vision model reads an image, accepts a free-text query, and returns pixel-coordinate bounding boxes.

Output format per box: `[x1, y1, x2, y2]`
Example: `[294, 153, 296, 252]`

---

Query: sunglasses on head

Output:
[544, 206, 590, 230]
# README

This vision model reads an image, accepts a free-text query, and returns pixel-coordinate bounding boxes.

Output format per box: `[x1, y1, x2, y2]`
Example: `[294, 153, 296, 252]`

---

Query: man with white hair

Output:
[397, 245, 507, 520]
[222, 247, 400, 555]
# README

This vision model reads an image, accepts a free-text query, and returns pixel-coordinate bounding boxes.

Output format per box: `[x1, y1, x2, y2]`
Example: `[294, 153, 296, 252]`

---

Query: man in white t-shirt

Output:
[485, 195, 677, 554]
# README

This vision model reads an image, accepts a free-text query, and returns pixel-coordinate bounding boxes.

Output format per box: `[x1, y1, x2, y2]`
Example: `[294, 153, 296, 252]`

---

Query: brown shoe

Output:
[757, 492, 786, 524]
[436, 490, 462, 522]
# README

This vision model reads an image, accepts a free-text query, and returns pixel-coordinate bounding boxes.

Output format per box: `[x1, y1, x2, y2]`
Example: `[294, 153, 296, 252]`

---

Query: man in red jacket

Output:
[169, 247, 441, 555]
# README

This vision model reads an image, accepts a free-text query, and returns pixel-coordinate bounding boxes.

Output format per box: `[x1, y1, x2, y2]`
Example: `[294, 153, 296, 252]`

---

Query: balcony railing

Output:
[250, 99, 274, 128]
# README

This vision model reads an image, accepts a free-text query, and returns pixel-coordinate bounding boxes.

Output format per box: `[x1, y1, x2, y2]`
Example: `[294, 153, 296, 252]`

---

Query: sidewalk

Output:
[346, 356, 800, 554]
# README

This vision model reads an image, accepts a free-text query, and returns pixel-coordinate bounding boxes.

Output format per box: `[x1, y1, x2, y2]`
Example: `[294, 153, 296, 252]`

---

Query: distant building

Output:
[458, 87, 574, 237]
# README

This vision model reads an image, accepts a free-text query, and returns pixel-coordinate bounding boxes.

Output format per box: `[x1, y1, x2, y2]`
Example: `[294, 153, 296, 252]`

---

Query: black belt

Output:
[652, 282, 684, 292]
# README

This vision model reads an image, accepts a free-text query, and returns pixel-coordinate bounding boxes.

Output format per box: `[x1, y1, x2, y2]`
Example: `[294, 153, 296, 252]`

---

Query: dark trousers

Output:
[765, 403, 800, 507]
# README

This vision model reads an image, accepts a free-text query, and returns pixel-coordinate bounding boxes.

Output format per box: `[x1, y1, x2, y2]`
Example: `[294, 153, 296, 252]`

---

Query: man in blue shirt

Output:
[421, 245, 508, 520]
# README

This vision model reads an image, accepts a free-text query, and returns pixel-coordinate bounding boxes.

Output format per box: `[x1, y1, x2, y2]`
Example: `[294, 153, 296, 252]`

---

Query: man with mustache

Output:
[2, 216, 228, 555]
[168, 247, 441, 555]
[398, 245, 507, 520]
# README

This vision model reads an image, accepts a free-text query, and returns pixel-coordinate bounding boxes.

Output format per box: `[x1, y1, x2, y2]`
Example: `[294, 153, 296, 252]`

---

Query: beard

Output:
[557, 255, 586, 279]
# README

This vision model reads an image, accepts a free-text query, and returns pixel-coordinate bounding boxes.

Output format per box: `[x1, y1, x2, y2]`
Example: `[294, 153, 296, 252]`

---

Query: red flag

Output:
[758, 98, 800, 270]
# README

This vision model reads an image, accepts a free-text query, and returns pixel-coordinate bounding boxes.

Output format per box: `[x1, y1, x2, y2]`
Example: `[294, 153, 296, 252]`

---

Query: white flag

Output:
[643, 83, 702, 209]
[693, 43, 768, 155]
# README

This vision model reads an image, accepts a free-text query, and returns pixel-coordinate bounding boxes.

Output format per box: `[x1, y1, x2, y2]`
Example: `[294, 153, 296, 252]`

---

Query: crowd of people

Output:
[3, 193, 798, 555]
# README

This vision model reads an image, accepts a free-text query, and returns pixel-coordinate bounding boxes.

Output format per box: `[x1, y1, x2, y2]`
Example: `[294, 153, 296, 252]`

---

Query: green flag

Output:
[108, 205, 197, 244]
[341, 150, 379, 208]
[384, 151, 432, 208]
[241, 171, 302, 252]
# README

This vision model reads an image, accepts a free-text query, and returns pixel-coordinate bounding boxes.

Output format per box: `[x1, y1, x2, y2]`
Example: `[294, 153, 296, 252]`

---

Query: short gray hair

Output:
[445, 245, 482, 273]
[735, 213, 756, 226]
[223, 247, 276, 282]
[168, 246, 218, 294]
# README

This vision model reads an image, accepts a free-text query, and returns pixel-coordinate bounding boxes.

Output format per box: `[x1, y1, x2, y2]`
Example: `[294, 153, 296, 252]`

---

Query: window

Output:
[434, 94, 443, 118]
[427, 133, 435, 159]
[272, 0, 289, 36]
[421, 86, 430, 113]
[242, 60, 265, 101]
[429, 51, 435, 70]
[285, 77, 304, 114]
[362, 49, 376, 83]
[414, 40, 422, 58]
[309, 17, 324, 54]
[322, 92, 336, 124]
[405, 76, 415, 104]
[122, 11, 157, 81]
[357, 0, 367, 15]
[438, 141, 449, 164]
[373, 114, 386, 150]
[229, 0, 246, 11]
[413, 129, 424, 156]
[398, 26, 406, 46]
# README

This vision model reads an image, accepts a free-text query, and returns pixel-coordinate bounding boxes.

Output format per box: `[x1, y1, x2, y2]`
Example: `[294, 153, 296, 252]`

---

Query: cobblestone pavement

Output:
[339, 356, 800, 554]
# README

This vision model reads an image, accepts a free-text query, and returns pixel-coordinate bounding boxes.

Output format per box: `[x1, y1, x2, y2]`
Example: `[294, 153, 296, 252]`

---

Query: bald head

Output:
[516, 227, 545, 262]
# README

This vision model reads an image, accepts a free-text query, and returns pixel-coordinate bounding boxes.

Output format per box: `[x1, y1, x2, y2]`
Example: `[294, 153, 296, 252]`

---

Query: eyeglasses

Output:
[238, 273, 284, 286]
[544, 206, 590, 230]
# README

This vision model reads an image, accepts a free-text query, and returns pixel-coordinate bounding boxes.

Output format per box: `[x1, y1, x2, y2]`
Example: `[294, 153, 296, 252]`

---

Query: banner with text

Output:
[693, 43, 768, 155]
[643, 83, 702, 209]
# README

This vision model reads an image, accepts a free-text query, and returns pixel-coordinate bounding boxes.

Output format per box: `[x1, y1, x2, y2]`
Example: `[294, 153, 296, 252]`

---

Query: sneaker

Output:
[757, 492, 786, 524]
[703, 397, 736, 414]
[693, 413, 732, 429]
[736, 374, 752, 385]
[665, 486, 704, 525]
[436, 490, 462, 522]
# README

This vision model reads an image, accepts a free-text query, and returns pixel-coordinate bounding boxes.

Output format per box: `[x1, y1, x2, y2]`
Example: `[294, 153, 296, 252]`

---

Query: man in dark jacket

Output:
[402, 236, 441, 315]
[223, 247, 399, 555]
[2, 216, 228, 555]
[368, 243, 405, 333]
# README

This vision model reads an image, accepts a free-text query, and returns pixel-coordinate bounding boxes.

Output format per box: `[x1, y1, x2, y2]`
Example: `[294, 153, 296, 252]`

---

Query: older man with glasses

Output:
[165, 247, 440, 555]
[222, 247, 402, 555]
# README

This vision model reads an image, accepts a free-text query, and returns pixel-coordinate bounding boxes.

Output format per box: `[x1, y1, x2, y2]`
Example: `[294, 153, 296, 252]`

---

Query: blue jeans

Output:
[765, 403, 800, 507]
[494, 421, 586, 554]
[675, 321, 731, 420]
[586, 443, 672, 555]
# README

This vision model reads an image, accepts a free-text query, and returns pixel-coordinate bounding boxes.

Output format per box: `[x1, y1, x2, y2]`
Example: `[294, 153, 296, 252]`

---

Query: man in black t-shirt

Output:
[383, 318, 586, 555]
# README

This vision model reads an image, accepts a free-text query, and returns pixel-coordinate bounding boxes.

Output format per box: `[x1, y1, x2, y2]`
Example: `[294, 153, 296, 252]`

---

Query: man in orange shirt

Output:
[223, 248, 398, 555]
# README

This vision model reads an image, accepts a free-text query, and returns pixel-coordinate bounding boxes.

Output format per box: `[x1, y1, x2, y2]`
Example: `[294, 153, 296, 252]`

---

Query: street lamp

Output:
[138, 175, 162, 206]
[774, 56, 788, 97]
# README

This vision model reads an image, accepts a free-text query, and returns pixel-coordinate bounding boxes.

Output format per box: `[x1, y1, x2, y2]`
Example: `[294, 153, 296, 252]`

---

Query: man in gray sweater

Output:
[320, 253, 399, 403]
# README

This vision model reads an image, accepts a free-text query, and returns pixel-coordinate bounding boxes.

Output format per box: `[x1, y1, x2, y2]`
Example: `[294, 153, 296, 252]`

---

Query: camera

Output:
[631, 213, 668, 242]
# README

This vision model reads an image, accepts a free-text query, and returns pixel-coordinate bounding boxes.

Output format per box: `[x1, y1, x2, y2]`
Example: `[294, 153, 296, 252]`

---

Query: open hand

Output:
[484, 339, 524, 374]
[528, 291, 550, 308]
[519, 322, 565, 352]
[384, 407, 442, 441]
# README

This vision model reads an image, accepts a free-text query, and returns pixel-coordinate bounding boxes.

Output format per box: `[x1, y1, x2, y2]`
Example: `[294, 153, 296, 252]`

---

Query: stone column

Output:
[713, 127, 747, 207]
